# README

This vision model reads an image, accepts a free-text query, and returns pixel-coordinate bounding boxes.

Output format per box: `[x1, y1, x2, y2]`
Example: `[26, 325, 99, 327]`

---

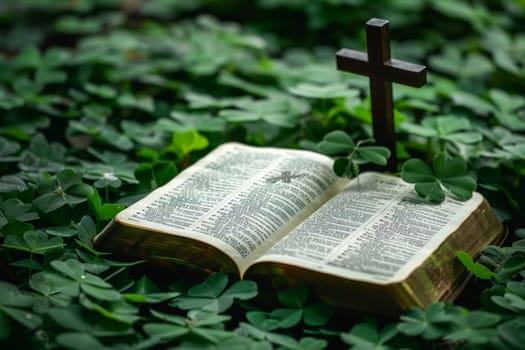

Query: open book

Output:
[94, 143, 505, 314]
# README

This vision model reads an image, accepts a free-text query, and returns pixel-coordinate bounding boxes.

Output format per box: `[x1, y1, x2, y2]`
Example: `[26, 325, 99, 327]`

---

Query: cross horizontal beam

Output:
[336, 49, 427, 87]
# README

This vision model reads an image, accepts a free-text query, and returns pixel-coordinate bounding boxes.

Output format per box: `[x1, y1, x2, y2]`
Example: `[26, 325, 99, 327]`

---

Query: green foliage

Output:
[0, 281, 43, 339]
[0, 0, 524, 348]
[340, 319, 400, 350]
[456, 251, 496, 280]
[33, 169, 94, 213]
[401, 152, 477, 203]
[316, 130, 391, 178]
[171, 272, 258, 313]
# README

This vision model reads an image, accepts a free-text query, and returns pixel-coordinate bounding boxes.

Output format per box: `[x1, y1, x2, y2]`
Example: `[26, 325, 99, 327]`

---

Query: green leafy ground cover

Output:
[1, 0, 525, 348]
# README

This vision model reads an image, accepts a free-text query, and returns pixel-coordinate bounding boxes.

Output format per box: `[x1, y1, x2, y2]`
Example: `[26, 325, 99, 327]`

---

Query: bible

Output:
[94, 143, 505, 314]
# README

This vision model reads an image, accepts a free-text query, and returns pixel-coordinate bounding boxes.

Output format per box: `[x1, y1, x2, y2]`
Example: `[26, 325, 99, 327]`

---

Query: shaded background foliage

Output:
[0, 0, 525, 349]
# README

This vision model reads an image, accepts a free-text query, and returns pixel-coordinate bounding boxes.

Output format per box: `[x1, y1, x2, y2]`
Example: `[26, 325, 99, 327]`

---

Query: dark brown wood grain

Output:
[337, 18, 427, 171]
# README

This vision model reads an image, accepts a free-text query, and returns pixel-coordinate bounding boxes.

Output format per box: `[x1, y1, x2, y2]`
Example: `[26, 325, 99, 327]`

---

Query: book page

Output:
[116, 143, 345, 272]
[254, 172, 483, 284]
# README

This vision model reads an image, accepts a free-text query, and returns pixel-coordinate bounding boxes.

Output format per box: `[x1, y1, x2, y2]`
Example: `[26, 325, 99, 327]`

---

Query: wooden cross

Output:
[336, 18, 427, 171]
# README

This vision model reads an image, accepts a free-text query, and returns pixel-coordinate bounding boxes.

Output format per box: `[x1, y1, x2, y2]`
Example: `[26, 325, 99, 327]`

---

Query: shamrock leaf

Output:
[169, 129, 209, 159]
[0, 91, 24, 110]
[398, 303, 457, 340]
[3, 230, 63, 255]
[402, 152, 476, 203]
[48, 305, 132, 337]
[317, 130, 355, 155]
[340, 319, 399, 350]
[0, 175, 27, 193]
[55, 332, 113, 350]
[84, 83, 118, 99]
[445, 311, 501, 345]
[144, 309, 233, 344]
[19, 133, 68, 172]
[488, 89, 525, 131]
[33, 169, 94, 213]
[400, 115, 483, 148]
[429, 46, 494, 79]
[317, 131, 390, 178]
[238, 311, 299, 349]
[497, 317, 525, 349]
[270, 286, 332, 328]
[172, 272, 257, 313]
[219, 96, 304, 128]
[29, 272, 72, 310]
[354, 146, 391, 166]
[87, 189, 125, 223]
[287, 82, 353, 99]
[162, 111, 227, 133]
[492, 292, 525, 314]
[170, 336, 273, 350]
[0, 137, 20, 162]
[0, 197, 38, 229]
[50, 259, 122, 302]
[0, 281, 42, 339]
[79, 294, 141, 325]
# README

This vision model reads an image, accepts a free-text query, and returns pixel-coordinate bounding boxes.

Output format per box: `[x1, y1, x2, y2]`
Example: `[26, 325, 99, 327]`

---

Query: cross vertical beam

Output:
[336, 18, 427, 172]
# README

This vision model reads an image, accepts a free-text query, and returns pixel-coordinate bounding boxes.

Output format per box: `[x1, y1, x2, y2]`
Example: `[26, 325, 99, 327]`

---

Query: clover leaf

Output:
[492, 292, 525, 314]
[170, 336, 272, 350]
[0, 281, 42, 339]
[0, 90, 24, 110]
[287, 82, 353, 99]
[401, 152, 476, 203]
[238, 311, 299, 349]
[219, 96, 304, 128]
[169, 129, 209, 159]
[491, 279, 525, 314]
[48, 259, 122, 302]
[144, 309, 233, 344]
[0, 137, 20, 162]
[497, 317, 525, 349]
[29, 272, 72, 310]
[0, 175, 27, 193]
[398, 303, 457, 340]
[316, 130, 390, 178]
[2, 229, 63, 272]
[3, 230, 63, 255]
[162, 111, 226, 133]
[340, 319, 399, 350]
[0, 197, 38, 229]
[19, 133, 68, 172]
[87, 188, 125, 223]
[445, 311, 501, 345]
[79, 294, 141, 325]
[48, 305, 132, 337]
[317, 130, 355, 155]
[488, 89, 525, 131]
[55, 332, 113, 350]
[270, 285, 333, 328]
[400, 115, 483, 149]
[171, 272, 257, 313]
[33, 169, 94, 213]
